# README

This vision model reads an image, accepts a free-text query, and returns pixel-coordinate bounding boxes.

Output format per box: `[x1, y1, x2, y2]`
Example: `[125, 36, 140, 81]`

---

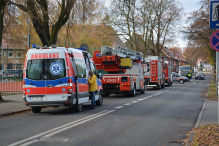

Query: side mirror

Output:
[99, 72, 103, 78]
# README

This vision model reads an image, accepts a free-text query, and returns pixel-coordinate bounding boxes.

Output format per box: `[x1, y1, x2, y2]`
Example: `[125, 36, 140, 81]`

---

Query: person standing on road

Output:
[88, 71, 97, 109]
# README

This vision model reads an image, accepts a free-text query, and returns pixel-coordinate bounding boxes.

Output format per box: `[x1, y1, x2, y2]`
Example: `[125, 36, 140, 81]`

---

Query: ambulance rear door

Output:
[45, 48, 68, 102]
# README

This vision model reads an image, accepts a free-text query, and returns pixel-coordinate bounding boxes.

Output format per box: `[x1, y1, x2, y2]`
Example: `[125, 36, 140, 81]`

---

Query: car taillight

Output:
[68, 79, 73, 94]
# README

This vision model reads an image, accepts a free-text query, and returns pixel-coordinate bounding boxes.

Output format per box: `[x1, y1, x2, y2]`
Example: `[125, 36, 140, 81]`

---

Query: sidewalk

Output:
[0, 94, 31, 116]
[187, 99, 218, 145]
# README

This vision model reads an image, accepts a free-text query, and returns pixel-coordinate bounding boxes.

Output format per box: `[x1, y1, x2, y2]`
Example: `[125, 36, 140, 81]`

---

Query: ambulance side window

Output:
[75, 59, 86, 78]
[90, 62, 97, 75]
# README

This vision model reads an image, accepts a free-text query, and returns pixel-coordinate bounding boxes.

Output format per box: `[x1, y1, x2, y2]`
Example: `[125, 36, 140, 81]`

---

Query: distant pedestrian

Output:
[88, 71, 97, 109]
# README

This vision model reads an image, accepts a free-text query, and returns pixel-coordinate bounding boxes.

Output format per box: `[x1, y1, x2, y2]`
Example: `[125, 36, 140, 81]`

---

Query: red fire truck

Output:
[144, 56, 165, 90]
[164, 61, 172, 86]
[93, 46, 145, 97]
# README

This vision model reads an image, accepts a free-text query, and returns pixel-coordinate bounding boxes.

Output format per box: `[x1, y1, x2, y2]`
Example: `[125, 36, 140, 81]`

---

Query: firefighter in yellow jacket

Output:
[88, 71, 97, 109]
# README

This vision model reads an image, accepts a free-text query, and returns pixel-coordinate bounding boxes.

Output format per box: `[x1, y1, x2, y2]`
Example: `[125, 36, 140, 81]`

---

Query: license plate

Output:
[29, 97, 43, 101]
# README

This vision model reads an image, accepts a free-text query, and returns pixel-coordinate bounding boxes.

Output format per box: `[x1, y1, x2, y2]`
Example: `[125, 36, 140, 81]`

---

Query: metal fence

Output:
[0, 75, 23, 92]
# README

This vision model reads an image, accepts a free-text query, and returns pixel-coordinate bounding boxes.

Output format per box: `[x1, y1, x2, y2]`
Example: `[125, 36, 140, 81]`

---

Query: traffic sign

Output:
[210, 30, 219, 52]
[210, 1, 219, 29]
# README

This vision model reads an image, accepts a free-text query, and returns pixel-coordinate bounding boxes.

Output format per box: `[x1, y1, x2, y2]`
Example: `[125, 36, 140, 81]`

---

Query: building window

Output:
[7, 63, 13, 69]
[17, 52, 22, 58]
[8, 51, 13, 58]
[0, 64, 4, 70]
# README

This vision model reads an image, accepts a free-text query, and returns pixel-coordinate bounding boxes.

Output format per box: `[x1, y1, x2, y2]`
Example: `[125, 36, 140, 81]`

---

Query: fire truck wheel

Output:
[103, 93, 109, 97]
[96, 92, 103, 106]
[131, 87, 136, 97]
[140, 86, 145, 94]
[74, 103, 83, 112]
[31, 107, 42, 113]
[179, 79, 184, 84]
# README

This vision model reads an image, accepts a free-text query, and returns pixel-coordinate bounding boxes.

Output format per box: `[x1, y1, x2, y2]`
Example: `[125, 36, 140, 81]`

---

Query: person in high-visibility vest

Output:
[187, 71, 192, 79]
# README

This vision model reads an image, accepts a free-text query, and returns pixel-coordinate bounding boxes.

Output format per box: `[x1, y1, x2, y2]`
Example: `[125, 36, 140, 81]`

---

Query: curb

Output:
[186, 86, 210, 146]
[0, 109, 31, 117]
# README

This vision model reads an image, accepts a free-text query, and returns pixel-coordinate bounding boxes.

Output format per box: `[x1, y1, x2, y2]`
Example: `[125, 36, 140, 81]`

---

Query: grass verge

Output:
[207, 77, 218, 101]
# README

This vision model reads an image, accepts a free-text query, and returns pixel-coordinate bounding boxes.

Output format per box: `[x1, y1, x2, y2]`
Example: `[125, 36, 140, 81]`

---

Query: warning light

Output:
[32, 44, 36, 48]
[66, 45, 68, 48]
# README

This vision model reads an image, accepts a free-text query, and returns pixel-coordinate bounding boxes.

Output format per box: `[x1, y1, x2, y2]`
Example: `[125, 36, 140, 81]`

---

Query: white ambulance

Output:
[23, 45, 103, 113]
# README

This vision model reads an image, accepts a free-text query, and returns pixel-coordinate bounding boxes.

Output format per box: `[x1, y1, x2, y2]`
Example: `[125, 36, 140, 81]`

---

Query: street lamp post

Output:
[26, 18, 30, 47]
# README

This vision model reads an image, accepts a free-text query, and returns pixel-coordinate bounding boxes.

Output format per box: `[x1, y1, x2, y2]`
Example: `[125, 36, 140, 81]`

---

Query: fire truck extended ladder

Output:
[101, 46, 143, 61]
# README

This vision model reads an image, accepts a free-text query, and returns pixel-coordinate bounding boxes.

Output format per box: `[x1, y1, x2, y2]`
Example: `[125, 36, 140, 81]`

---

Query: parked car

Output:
[172, 72, 190, 84]
[195, 72, 205, 80]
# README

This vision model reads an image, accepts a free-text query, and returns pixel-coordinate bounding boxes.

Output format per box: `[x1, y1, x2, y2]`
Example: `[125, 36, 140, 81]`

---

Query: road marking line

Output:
[8, 110, 112, 146]
[147, 96, 152, 98]
[199, 83, 203, 84]
[124, 103, 131, 105]
[144, 97, 148, 99]
[131, 101, 138, 103]
[43, 110, 114, 138]
[115, 106, 123, 109]
[138, 99, 144, 101]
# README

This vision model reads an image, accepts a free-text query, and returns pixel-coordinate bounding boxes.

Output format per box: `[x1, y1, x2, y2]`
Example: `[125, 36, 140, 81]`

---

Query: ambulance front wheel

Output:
[31, 107, 42, 113]
[96, 92, 103, 106]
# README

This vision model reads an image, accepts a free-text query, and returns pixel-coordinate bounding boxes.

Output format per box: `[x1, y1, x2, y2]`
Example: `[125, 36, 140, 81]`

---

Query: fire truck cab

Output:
[23, 45, 103, 113]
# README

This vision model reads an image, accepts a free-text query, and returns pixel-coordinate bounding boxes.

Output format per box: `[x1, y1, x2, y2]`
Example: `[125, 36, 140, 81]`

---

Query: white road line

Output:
[147, 96, 152, 98]
[115, 106, 123, 109]
[132, 101, 138, 103]
[138, 99, 144, 101]
[124, 103, 131, 105]
[144, 97, 148, 99]
[8, 110, 113, 146]
[199, 83, 203, 84]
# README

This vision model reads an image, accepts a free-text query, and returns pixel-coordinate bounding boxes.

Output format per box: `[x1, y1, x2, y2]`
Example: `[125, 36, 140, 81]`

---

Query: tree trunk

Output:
[0, 92, 4, 102]
[0, 0, 6, 46]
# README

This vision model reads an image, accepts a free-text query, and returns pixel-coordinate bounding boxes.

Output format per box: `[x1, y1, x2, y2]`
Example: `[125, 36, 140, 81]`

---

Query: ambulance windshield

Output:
[26, 59, 66, 80]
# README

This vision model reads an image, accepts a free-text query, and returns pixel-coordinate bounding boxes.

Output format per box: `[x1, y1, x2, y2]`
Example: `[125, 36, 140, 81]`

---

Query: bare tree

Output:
[182, 0, 216, 65]
[108, 0, 182, 57]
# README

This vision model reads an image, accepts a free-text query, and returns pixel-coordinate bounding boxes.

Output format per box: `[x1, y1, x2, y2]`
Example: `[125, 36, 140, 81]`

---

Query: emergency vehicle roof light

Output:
[36, 46, 41, 49]
[75, 47, 86, 51]
[52, 44, 56, 48]
[32, 44, 36, 48]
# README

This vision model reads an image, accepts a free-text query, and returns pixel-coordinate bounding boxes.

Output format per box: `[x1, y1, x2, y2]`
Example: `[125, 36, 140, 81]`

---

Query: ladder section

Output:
[101, 46, 143, 61]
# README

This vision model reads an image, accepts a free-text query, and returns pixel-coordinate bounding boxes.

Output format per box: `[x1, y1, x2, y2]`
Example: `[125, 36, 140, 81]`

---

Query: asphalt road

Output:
[0, 73, 212, 146]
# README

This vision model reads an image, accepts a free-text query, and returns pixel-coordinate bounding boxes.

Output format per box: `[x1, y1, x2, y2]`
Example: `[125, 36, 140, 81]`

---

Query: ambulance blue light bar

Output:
[32, 44, 36, 48]
[75, 48, 86, 51]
